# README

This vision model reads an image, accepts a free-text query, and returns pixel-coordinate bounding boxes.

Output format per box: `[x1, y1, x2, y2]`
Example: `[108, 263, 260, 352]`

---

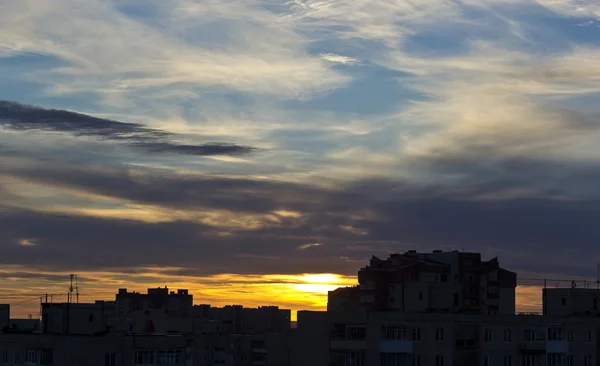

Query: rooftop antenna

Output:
[75, 274, 79, 304]
[69, 274, 74, 304]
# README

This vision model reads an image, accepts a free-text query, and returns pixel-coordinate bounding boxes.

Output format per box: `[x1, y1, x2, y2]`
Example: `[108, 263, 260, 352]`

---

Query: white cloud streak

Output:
[0, 0, 347, 102]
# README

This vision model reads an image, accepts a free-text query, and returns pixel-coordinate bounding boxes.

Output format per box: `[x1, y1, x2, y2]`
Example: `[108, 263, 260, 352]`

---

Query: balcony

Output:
[379, 340, 413, 353]
[546, 340, 568, 353]
[518, 342, 546, 353]
[330, 340, 367, 350]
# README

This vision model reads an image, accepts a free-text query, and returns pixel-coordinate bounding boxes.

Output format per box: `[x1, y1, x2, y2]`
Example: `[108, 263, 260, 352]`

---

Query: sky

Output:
[1, 0, 600, 319]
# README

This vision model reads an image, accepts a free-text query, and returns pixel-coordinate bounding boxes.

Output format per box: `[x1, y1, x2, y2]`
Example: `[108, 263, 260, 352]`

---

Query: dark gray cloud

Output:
[2, 154, 600, 281]
[0, 100, 255, 156]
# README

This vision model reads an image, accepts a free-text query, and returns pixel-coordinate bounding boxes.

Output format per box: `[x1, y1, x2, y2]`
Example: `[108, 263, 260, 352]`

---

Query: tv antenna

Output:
[68, 274, 79, 304]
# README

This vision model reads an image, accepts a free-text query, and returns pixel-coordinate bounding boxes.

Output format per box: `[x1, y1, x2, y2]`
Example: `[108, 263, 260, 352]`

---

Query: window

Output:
[584, 355, 592, 366]
[39, 350, 52, 366]
[347, 326, 366, 340]
[484, 328, 493, 343]
[26, 350, 38, 364]
[381, 353, 408, 366]
[435, 328, 444, 342]
[440, 274, 448, 282]
[134, 350, 154, 365]
[585, 329, 592, 343]
[435, 355, 444, 366]
[548, 327, 563, 341]
[503, 329, 512, 342]
[1, 349, 7, 365]
[566, 354, 574, 366]
[548, 353, 562, 366]
[383, 326, 406, 340]
[330, 351, 365, 366]
[412, 328, 421, 342]
[413, 355, 421, 366]
[523, 329, 535, 343]
[88, 314, 94, 322]
[503, 355, 512, 366]
[419, 292, 423, 301]
[484, 355, 492, 366]
[14, 351, 20, 365]
[105, 353, 118, 366]
[567, 330, 574, 343]
[561, 297, 566, 306]
[522, 355, 536, 366]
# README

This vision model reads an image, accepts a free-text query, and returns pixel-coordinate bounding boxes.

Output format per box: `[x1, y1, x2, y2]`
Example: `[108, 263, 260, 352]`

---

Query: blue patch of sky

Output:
[303, 30, 392, 61]
[401, 5, 515, 58]
[489, 2, 600, 54]
[282, 62, 423, 116]
[115, 2, 236, 50]
[266, 128, 342, 157]
[0, 53, 106, 113]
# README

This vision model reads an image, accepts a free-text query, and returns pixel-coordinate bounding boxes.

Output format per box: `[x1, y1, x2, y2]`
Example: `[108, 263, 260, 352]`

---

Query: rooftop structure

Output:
[330, 250, 517, 315]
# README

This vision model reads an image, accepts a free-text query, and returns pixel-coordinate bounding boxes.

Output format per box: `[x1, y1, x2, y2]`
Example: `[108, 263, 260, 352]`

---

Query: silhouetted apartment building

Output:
[0, 332, 190, 366]
[327, 286, 360, 312]
[116, 287, 193, 317]
[543, 287, 600, 316]
[329, 250, 517, 314]
[292, 309, 600, 366]
[17, 287, 292, 366]
[0, 305, 8, 331]
[193, 304, 291, 335]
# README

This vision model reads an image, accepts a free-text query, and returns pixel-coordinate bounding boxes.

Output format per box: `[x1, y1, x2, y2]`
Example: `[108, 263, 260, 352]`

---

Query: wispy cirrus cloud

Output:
[0, 0, 348, 105]
[3, 0, 600, 316]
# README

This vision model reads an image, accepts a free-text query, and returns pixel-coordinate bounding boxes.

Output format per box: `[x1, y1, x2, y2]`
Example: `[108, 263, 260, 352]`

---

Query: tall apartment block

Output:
[329, 250, 517, 314]
[305, 250, 600, 366]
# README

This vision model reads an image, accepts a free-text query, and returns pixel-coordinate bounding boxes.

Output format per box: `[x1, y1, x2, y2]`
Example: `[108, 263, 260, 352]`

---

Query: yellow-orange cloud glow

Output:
[0, 266, 544, 320]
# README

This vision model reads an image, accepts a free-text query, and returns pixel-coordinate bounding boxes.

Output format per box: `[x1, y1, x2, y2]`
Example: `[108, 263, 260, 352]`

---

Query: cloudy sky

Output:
[1, 0, 600, 318]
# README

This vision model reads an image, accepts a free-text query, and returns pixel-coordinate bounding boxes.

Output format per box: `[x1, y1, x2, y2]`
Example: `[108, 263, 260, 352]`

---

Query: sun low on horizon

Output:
[2, 0, 600, 319]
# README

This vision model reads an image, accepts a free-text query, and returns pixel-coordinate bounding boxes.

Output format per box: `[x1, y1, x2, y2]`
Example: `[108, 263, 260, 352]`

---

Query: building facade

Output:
[293, 310, 600, 366]
[330, 250, 517, 315]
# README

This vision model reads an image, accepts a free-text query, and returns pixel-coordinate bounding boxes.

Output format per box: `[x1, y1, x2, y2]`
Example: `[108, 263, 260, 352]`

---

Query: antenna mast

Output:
[75, 274, 79, 304]
[69, 274, 74, 304]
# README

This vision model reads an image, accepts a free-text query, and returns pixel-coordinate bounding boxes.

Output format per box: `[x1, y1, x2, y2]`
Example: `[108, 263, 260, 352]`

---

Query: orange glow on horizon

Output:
[0, 266, 544, 321]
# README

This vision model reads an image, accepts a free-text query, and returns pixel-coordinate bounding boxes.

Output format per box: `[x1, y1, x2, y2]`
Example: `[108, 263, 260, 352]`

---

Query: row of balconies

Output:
[330, 339, 572, 354]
